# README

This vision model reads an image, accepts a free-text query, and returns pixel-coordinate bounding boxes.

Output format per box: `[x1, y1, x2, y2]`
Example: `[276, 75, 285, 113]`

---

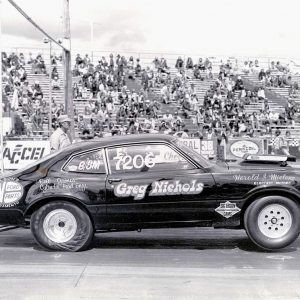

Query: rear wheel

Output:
[31, 201, 94, 252]
[244, 196, 300, 250]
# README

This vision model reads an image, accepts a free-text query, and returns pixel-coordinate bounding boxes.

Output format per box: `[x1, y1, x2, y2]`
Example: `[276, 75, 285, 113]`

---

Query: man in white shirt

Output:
[268, 111, 279, 125]
[163, 110, 173, 125]
[171, 111, 183, 127]
[50, 115, 72, 152]
[257, 87, 266, 100]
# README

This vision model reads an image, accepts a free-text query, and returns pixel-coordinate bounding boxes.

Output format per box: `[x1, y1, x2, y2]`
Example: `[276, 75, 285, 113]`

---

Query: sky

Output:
[1, 0, 300, 59]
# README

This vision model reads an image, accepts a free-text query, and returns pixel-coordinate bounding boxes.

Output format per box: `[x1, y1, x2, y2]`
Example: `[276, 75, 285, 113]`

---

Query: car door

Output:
[62, 148, 108, 226]
[105, 142, 217, 226]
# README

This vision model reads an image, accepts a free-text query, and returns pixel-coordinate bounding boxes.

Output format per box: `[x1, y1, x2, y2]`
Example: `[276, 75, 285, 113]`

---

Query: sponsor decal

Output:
[215, 201, 241, 218]
[113, 180, 204, 200]
[38, 178, 87, 192]
[77, 160, 103, 171]
[230, 141, 259, 158]
[0, 181, 23, 207]
[233, 173, 296, 185]
[2, 141, 50, 169]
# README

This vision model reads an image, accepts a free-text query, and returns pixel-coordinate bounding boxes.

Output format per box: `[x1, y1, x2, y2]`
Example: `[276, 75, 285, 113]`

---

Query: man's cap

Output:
[58, 115, 72, 123]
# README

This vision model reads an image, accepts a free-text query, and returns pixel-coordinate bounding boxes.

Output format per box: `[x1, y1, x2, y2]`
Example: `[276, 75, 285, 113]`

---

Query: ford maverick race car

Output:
[1, 134, 300, 252]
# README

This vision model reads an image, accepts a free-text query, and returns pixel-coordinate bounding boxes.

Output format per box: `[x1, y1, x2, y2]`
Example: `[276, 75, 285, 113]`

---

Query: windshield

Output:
[1, 148, 66, 178]
[171, 138, 215, 168]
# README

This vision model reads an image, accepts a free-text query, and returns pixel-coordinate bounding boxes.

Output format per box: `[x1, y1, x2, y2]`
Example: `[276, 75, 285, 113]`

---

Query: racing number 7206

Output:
[115, 153, 155, 170]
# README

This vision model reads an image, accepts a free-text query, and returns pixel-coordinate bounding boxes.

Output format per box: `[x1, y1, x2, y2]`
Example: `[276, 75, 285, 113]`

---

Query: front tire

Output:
[244, 196, 300, 250]
[31, 201, 94, 252]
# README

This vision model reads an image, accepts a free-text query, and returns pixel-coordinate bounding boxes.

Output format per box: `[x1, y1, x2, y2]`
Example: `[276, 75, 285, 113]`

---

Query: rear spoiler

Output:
[242, 154, 296, 164]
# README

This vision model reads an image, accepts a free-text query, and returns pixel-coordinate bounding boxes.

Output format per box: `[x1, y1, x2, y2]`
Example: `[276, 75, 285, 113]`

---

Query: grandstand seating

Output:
[2, 51, 300, 140]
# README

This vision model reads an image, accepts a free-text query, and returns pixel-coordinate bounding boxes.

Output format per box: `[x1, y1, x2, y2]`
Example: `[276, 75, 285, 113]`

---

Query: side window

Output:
[65, 149, 106, 173]
[107, 144, 194, 174]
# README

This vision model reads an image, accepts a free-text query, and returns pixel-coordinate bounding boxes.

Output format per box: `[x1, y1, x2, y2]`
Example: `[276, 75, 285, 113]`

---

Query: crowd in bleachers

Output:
[2, 50, 300, 150]
[1, 51, 54, 136]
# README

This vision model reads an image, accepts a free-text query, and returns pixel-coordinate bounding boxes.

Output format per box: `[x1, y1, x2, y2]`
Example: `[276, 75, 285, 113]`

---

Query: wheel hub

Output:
[271, 217, 278, 224]
[258, 204, 292, 238]
[43, 209, 77, 243]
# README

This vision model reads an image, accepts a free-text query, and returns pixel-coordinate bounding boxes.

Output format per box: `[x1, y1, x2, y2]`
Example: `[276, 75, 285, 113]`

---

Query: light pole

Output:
[43, 38, 52, 137]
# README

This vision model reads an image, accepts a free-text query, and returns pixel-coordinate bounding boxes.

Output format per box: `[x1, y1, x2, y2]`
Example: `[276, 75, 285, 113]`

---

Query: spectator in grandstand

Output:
[51, 67, 59, 79]
[162, 110, 173, 125]
[242, 61, 250, 74]
[56, 104, 65, 118]
[158, 120, 170, 134]
[272, 129, 284, 154]
[206, 66, 214, 79]
[254, 60, 260, 73]
[182, 95, 192, 119]
[275, 61, 285, 72]
[257, 87, 266, 100]
[75, 54, 83, 67]
[194, 66, 204, 81]
[159, 58, 169, 74]
[258, 69, 266, 81]
[32, 81, 43, 100]
[19, 53, 25, 65]
[77, 115, 86, 131]
[50, 52, 58, 65]
[98, 105, 110, 125]
[268, 110, 279, 125]
[31, 108, 44, 133]
[51, 76, 60, 90]
[17, 66, 27, 83]
[127, 56, 135, 79]
[196, 58, 206, 71]
[37, 57, 47, 74]
[175, 56, 184, 71]
[234, 76, 244, 90]
[280, 131, 292, 155]
[83, 54, 90, 66]
[186, 57, 193, 69]
[40, 100, 49, 119]
[135, 58, 142, 77]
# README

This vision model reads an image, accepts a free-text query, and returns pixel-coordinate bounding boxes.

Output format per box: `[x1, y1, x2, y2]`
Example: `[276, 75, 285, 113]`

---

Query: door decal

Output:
[113, 180, 204, 200]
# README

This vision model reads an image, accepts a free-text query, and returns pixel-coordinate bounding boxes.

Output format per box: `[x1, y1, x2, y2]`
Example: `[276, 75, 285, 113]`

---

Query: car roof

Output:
[71, 134, 175, 151]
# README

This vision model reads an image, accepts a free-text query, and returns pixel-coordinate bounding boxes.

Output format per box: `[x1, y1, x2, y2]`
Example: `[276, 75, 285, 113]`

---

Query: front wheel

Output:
[244, 196, 300, 250]
[31, 201, 94, 252]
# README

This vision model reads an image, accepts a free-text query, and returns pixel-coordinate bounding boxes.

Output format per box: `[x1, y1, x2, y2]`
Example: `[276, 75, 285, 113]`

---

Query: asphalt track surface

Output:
[0, 227, 300, 300]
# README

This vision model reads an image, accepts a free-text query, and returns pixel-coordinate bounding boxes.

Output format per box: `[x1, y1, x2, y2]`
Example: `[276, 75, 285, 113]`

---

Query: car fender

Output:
[240, 184, 300, 221]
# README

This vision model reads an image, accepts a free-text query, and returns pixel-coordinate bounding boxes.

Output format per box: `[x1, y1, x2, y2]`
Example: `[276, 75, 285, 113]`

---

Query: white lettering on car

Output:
[114, 180, 204, 200]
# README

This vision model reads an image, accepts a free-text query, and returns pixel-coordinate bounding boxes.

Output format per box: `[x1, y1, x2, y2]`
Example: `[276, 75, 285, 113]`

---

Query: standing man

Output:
[50, 115, 72, 152]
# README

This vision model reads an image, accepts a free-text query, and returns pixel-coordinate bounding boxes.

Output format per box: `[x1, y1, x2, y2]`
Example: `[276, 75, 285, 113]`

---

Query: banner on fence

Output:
[267, 138, 300, 159]
[180, 138, 217, 158]
[2, 141, 50, 170]
[226, 138, 264, 160]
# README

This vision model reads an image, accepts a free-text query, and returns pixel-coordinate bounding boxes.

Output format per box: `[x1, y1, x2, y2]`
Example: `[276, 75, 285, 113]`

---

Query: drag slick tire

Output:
[30, 201, 94, 252]
[244, 196, 300, 250]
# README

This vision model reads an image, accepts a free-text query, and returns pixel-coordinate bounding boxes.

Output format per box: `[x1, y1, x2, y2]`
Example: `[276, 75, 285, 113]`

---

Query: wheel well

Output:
[240, 190, 300, 228]
[24, 197, 95, 229]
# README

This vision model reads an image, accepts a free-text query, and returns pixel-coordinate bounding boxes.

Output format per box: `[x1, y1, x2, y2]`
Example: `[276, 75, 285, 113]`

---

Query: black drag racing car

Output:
[1, 134, 300, 251]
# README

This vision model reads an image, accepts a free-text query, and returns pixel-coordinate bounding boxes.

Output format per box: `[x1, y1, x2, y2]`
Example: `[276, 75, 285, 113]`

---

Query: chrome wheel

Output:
[43, 209, 77, 243]
[258, 204, 292, 238]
